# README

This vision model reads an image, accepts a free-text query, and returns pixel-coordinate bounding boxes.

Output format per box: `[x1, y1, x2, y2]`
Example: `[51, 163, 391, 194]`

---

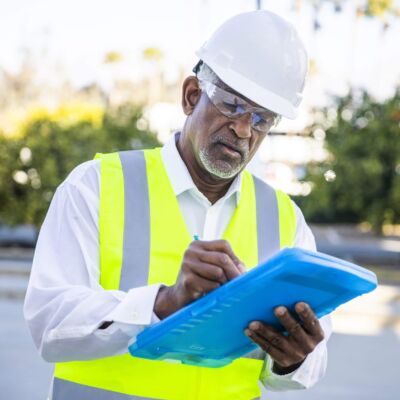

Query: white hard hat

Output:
[195, 10, 308, 119]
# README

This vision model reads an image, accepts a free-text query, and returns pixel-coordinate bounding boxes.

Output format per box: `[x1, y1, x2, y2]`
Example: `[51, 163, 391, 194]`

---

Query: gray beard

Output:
[199, 148, 244, 179]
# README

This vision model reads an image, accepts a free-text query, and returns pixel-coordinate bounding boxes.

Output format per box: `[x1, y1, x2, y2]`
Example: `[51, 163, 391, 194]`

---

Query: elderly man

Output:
[25, 10, 331, 400]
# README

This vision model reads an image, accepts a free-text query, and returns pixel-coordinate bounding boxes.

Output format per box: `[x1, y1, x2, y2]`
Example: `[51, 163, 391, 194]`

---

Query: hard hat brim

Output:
[197, 54, 299, 120]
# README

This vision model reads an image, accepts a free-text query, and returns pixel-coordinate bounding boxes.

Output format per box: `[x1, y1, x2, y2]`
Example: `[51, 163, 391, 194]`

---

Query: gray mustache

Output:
[212, 135, 250, 156]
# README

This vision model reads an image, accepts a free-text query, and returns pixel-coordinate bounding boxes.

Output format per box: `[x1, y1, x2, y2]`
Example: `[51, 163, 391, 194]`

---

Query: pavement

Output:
[0, 247, 34, 299]
[0, 224, 399, 399]
[311, 224, 400, 268]
[2, 224, 399, 300]
[1, 286, 400, 399]
[0, 299, 53, 400]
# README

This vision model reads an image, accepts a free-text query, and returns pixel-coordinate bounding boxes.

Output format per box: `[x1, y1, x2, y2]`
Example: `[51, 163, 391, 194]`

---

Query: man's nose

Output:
[229, 113, 252, 139]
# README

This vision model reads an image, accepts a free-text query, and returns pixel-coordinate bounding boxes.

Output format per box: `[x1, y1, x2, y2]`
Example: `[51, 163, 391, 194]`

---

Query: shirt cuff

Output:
[103, 283, 162, 326]
[260, 355, 306, 391]
[261, 337, 328, 391]
[290, 339, 328, 388]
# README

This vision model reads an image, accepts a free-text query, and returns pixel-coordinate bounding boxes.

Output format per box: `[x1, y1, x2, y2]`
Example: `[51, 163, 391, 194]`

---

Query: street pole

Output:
[256, 0, 262, 10]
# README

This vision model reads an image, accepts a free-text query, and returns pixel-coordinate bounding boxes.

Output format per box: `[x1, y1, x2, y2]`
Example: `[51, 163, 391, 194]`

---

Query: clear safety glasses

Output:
[199, 80, 281, 133]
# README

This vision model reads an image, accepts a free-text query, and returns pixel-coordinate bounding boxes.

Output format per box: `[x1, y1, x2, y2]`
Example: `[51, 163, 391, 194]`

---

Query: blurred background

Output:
[1, 0, 399, 399]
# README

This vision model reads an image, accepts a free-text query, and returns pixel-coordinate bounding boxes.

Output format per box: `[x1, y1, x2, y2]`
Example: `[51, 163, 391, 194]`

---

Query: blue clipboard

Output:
[128, 248, 377, 368]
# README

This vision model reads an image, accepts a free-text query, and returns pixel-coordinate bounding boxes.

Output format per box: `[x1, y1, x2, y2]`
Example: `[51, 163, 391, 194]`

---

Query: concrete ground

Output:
[2, 291, 400, 400]
[265, 284, 400, 400]
[1, 224, 400, 399]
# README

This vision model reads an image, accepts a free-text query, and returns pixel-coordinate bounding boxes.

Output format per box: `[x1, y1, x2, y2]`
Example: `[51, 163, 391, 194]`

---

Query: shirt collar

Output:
[160, 133, 242, 206]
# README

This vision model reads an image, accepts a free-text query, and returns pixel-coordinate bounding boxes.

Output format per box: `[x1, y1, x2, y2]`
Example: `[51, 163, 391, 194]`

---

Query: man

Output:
[24, 10, 331, 400]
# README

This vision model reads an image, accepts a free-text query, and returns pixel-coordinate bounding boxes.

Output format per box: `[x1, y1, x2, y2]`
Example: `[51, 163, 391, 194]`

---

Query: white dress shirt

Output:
[24, 135, 332, 393]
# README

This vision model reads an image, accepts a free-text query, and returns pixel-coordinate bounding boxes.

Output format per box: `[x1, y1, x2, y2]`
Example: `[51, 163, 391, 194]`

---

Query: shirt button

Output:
[132, 311, 139, 319]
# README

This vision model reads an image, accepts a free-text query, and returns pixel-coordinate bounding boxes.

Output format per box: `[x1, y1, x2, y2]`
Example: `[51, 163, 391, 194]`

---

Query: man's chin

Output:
[205, 159, 244, 180]
[199, 148, 247, 179]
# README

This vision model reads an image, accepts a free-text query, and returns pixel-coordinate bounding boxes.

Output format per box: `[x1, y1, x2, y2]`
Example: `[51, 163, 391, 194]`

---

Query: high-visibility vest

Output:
[52, 148, 296, 400]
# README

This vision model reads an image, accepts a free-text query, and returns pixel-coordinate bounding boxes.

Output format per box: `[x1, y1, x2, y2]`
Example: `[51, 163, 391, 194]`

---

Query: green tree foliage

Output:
[298, 89, 400, 232]
[0, 103, 160, 227]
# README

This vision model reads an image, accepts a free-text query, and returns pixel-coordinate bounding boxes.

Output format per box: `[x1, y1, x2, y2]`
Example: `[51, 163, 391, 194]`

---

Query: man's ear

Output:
[181, 76, 202, 116]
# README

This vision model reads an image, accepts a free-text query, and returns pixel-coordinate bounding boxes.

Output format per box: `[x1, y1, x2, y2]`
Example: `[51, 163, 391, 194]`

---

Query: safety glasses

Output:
[199, 80, 281, 133]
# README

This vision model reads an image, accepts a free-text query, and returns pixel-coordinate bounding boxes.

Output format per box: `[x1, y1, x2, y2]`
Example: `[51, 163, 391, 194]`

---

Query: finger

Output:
[182, 273, 220, 298]
[244, 329, 286, 362]
[187, 259, 228, 284]
[295, 303, 325, 341]
[247, 323, 308, 366]
[199, 240, 245, 277]
[248, 321, 289, 352]
[197, 250, 241, 280]
[274, 307, 310, 345]
[184, 243, 234, 281]
[213, 240, 246, 271]
[219, 242, 246, 273]
[196, 247, 241, 281]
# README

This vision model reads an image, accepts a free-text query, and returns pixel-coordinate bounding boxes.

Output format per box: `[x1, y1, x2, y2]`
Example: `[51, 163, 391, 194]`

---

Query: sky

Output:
[1, 0, 399, 191]
[1, 0, 400, 106]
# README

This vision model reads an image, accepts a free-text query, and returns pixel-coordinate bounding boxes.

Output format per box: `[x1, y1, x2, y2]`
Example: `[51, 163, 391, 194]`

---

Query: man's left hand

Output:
[245, 302, 325, 375]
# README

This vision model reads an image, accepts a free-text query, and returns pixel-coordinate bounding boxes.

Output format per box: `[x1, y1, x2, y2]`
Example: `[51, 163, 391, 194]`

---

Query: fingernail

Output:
[244, 329, 252, 337]
[275, 307, 286, 316]
[238, 263, 246, 273]
[249, 322, 260, 330]
[296, 303, 306, 312]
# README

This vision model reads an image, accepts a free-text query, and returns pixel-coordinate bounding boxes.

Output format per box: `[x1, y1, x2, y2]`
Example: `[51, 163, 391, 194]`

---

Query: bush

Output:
[0, 103, 160, 227]
[297, 89, 400, 232]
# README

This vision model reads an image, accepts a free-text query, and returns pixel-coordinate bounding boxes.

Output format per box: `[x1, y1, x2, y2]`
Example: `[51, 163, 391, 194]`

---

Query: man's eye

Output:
[252, 114, 267, 126]
[222, 102, 238, 111]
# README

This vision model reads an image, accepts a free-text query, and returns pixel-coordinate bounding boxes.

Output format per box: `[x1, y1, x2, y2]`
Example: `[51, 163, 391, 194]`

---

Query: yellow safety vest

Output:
[52, 148, 296, 399]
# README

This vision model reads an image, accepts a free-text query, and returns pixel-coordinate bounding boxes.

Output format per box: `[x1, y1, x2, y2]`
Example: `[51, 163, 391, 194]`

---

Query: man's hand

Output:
[154, 239, 245, 319]
[245, 302, 324, 375]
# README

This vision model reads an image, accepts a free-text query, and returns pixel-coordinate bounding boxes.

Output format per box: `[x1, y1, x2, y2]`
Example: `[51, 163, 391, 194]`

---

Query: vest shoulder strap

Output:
[251, 173, 297, 251]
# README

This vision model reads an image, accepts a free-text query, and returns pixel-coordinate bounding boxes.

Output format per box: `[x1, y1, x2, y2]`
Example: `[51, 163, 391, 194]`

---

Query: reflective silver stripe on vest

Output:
[243, 176, 280, 361]
[52, 378, 150, 399]
[117, 153, 280, 290]
[253, 176, 280, 264]
[118, 151, 150, 291]
[244, 347, 266, 360]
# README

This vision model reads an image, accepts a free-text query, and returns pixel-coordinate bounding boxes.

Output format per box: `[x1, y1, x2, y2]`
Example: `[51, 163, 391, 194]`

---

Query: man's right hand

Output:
[154, 239, 246, 319]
